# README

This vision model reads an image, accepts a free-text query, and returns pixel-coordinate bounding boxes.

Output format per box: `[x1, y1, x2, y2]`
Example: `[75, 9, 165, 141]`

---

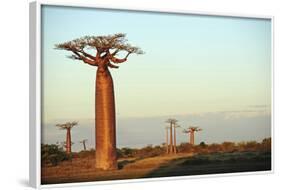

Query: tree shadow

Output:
[143, 152, 271, 178]
[118, 157, 144, 169]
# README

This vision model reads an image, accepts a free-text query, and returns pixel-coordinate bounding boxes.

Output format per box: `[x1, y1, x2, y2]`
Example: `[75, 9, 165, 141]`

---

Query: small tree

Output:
[56, 121, 78, 154]
[80, 139, 88, 151]
[183, 126, 202, 145]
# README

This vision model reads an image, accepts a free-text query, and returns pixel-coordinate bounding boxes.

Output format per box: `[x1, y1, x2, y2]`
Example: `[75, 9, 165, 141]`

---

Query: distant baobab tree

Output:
[80, 139, 88, 151]
[173, 124, 181, 153]
[165, 118, 178, 154]
[56, 121, 78, 154]
[183, 126, 202, 145]
[165, 126, 169, 154]
[55, 33, 144, 170]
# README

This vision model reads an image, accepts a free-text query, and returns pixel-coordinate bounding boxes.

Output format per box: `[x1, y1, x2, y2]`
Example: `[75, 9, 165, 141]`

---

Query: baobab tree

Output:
[183, 126, 202, 145]
[165, 118, 178, 154]
[173, 124, 181, 153]
[80, 139, 88, 151]
[56, 121, 78, 154]
[165, 126, 169, 154]
[55, 33, 144, 170]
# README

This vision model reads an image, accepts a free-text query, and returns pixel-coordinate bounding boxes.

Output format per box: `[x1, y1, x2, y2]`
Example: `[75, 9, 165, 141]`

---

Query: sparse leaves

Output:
[165, 118, 178, 125]
[55, 33, 144, 68]
[183, 126, 202, 133]
[55, 33, 144, 55]
[56, 121, 78, 130]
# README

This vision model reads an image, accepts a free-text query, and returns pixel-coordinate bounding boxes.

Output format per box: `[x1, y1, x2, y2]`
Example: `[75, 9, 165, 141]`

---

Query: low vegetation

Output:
[41, 144, 70, 166]
[42, 138, 271, 167]
[41, 138, 271, 184]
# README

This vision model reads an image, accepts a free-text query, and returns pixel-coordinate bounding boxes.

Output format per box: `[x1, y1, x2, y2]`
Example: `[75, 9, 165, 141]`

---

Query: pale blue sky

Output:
[41, 5, 271, 151]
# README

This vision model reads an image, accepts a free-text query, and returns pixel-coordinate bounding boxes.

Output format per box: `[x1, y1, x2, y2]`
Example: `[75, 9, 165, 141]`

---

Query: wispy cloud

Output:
[220, 110, 270, 120]
[248, 105, 269, 108]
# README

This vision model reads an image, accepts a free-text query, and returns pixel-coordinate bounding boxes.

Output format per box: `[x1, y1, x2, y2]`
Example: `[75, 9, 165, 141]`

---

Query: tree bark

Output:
[66, 128, 71, 154]
[166, 128, 169, 154]
[173, 126, 177, 153]
[169, 124, 173, 154]
[95, 66, 117, 170]
[190, 132, 194, 145]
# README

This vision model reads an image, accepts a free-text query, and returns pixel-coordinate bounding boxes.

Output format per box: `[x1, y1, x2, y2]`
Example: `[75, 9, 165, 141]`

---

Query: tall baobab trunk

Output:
[166, 127, 169, 154]
[66, 128, 71, 154]
[190, 131, 194, 145]
[173, 125, 177, 153]
[169, 124, 173, 153]
[95, 66, 117, 170]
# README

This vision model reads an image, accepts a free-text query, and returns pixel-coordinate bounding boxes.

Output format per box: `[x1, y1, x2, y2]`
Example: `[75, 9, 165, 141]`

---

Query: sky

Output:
[41, 5, 271, 152]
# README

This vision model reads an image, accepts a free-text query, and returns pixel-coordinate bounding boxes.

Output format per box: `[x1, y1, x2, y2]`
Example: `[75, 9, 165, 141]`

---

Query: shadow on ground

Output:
[143, 151, 271, 178]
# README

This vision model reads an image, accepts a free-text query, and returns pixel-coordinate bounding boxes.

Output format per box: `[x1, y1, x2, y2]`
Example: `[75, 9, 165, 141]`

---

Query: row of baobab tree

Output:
[55, 119, 202, 156]
[56, 121, 88, 154]
[165, 118, 202, 154]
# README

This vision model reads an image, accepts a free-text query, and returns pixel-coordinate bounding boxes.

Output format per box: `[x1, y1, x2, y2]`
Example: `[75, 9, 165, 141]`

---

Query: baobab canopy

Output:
[55, 33, 144, 69]
[56, 121, 78, 129]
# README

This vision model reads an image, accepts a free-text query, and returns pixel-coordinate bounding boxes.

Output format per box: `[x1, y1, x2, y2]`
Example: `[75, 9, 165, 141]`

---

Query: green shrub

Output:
[41, 144, 70, 166]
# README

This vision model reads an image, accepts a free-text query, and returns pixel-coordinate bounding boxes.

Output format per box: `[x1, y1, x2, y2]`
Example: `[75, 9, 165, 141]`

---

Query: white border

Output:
[30, 1, 42, 188]
[29, 0, 274, 189]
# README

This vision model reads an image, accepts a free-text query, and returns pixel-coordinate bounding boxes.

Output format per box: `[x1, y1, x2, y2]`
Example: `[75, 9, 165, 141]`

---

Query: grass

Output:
[41, 151, 271, 184]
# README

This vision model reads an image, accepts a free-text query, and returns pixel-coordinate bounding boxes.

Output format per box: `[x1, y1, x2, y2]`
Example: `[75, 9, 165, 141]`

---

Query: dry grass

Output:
[41, 151, 270, 184]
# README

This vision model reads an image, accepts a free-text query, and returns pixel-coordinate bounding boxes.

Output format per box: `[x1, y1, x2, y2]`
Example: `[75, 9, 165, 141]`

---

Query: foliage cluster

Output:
[41, 144, 71, 166]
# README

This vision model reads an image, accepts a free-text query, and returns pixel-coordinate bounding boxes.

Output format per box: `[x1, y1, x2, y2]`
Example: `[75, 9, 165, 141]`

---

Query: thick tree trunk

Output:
[190, 132, 194, 145]
[66, 128, 71, 154]
[95, 67, 117, 170]
[166, 128, 169, 154]
[169, 124, 173, 154]
[173, 126, 177, 153]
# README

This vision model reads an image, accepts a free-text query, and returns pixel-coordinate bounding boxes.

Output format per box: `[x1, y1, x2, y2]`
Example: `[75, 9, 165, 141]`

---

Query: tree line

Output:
[42, 138, 271, 166]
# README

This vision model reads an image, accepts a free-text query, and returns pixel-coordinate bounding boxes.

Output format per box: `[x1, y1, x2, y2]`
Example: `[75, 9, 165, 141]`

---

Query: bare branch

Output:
[108, 62, 119, 69]
[67, 55, 81, 60]
[55, 33, 144, 55]
[55, 33, 144, 68]
[72, 51, 98, 66]
[56, 121, 78, 130]
[79, 50, 96, 61]
[109, 56, 127, 64]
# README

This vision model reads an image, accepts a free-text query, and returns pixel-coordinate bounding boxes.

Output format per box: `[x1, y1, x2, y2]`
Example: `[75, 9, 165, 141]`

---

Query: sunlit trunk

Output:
[66, 128, 71, 154]
[166, 128, 169, 154]
[173, 126, 177, 153]
[190, 132, 194, 145]
[95, 66, 117, 170]
[169, 124, 173, 154]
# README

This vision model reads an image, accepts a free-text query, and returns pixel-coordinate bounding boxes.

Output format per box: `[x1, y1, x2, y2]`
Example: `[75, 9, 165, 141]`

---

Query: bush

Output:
[134, 145, 164, 158]
[77, 149, 95, 158]
[199, 141, 207, 148]
[221, 142, 236, 152]
[178, 143, 193, 153]
[261, 138, 271, 152]
[41, 144, 70, 166]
